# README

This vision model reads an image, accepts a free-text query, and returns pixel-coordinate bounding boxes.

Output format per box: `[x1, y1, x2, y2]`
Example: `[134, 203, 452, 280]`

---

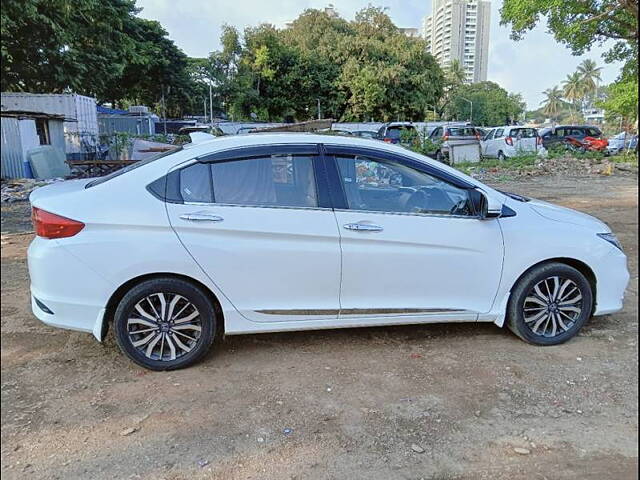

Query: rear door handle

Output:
[343, 222, 383, 232]
[180, 213, 224, 222]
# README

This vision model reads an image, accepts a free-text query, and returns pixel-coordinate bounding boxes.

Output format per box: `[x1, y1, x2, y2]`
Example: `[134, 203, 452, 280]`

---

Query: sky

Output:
[136, 0, 623, 110]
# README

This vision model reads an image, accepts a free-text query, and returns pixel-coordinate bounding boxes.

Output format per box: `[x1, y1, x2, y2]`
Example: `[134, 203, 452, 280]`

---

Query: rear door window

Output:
[509, 128, 537, 138]
[387, 126, 416, 140]
[494, 128, 504, 138]
[210, 154, 317, 207]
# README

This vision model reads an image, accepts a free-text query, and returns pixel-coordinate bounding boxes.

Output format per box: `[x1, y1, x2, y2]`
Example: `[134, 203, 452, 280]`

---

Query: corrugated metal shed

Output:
[1, 111, 67, 179]
[1, 116, 25, 178]
[0, 92, 98, 155]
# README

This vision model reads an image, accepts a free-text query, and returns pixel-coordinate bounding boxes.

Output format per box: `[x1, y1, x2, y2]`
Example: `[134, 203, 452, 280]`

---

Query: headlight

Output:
[597, 232, 623, 251]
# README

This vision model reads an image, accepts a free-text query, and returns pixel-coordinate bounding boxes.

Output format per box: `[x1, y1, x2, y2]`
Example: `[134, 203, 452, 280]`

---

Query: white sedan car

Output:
[28, 133, 629, 370]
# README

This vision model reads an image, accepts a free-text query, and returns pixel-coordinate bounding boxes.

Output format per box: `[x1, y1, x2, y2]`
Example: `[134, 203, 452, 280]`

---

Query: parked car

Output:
[376, 122, 419, 144]
[426, 124, 481, 163]
[28, 133, 629, 370]
[178, 125, 224, 136]
[539, 125, 606, 152]
[607, 132, 638, 155]
[481, 126, 544, 160]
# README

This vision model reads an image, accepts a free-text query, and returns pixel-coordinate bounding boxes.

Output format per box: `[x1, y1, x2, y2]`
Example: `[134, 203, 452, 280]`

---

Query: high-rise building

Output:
[421, 0, 491, 83]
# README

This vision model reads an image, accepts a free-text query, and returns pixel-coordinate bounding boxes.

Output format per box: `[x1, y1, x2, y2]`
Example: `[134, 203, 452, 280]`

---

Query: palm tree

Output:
[577, 59, 602, 98]
[447, 59, 467, 85]
[562, 73, 584, 121]
[540, 86, 564, 122]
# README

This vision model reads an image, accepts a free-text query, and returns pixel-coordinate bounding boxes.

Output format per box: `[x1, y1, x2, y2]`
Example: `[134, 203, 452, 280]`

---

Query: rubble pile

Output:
[1, 178, 64, 203]
[468, 154, 638, 181]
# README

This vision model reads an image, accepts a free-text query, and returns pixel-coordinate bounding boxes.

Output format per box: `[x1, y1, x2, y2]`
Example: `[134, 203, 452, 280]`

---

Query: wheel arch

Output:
[506, 257, 597, 319]
[101, 272, 225, 340]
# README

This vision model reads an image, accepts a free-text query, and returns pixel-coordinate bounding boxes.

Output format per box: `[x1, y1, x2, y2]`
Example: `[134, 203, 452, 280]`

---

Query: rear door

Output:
[164, 144, 342, 323]
[510, 127, 538, 153]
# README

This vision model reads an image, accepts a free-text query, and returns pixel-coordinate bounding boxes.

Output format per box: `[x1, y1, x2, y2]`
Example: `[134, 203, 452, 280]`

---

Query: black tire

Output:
[114, 278, 216, 370]
[497, 150, 506, 161]
[506, 262, 593, 346]
[435, 150, 444, 163]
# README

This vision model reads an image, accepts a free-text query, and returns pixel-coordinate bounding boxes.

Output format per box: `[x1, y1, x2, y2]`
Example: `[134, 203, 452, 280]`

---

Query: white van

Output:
[481, 126, 545, 160]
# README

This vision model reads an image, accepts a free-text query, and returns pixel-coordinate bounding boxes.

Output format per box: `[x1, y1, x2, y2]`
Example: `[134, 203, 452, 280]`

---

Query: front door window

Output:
[335, 155, 475, 216]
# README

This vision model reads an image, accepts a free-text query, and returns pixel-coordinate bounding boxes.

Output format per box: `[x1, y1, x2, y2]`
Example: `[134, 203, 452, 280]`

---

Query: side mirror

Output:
[470, 189, 502, 219]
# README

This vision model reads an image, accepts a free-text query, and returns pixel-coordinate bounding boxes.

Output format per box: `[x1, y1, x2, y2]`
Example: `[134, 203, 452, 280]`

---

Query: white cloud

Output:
[136, 0, 624, 110]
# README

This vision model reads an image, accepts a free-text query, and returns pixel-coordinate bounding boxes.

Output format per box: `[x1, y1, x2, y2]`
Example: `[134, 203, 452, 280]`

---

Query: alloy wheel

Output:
[126, 292, 202, 361]
[522, 276, 583, 338]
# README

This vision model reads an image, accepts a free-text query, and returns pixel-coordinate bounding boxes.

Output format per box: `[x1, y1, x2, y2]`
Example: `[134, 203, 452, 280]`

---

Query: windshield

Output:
[85, 147, 182, 188]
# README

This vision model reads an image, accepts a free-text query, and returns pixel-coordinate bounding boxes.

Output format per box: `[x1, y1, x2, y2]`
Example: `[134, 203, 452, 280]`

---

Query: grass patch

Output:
[453, 153, 539, 175]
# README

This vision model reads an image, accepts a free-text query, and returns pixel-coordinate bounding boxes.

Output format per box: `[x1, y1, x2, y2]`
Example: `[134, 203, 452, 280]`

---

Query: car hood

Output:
[528, 199, 610, 232]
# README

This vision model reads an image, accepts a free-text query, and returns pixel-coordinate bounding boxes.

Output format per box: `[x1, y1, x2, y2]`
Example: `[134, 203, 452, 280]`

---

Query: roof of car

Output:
[183, 132, 403, 155]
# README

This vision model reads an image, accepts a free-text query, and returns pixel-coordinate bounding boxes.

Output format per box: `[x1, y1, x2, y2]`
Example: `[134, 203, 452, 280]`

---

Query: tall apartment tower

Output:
[422, 0, 491, 83]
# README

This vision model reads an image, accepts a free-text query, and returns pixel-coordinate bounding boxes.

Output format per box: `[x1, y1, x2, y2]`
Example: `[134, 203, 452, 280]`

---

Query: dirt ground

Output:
[1, 174, 637, 480]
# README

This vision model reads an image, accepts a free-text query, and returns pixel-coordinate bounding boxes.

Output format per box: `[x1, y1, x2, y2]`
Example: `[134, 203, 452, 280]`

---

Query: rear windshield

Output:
[446, 127, 477, 137]
[85, 147, 182, 188]
[586, 127, 601, 136]
[509, 128, 537, 138]
[386, 126, 416, 139]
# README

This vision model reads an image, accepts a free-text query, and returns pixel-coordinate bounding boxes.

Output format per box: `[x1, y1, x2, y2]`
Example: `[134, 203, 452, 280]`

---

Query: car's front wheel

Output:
[114, 278, 217, 370]
[507, 263, 593, 345]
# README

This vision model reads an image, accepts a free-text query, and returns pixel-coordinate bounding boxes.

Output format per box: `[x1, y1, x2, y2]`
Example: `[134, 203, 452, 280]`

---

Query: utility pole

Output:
[209, 81, 214, 130]
[161, 84, 167, 135]
[317, 98, 321, 120]
[203, 98, 207, 124]
[460, 97, 473, 123]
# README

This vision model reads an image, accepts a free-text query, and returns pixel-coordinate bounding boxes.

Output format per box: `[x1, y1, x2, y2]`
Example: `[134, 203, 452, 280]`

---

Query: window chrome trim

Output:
[183, 201, 333, 212]
[333, 208, 480, 220]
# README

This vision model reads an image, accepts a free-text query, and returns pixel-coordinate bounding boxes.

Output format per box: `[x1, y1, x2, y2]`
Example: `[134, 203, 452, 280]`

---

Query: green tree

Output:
[540, 86, 565, 121]
[213, 6, 445, 122]
[500, 0, 638, 71]
[1, 0, 199, 116]
[448, 81, 525, 126]
[1, 0, 139, 94]
[598, 77, 638, 127]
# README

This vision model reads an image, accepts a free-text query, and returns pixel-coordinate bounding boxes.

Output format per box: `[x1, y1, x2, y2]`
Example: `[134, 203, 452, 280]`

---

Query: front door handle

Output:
[180, 213, 224, 222]
[343, 222, 383, 232]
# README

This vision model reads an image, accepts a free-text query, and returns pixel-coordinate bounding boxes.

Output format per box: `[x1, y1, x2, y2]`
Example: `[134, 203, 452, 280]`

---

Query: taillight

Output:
[475, 133, 481, 140]
[505, 136, 513, 146]
[383, 138, 393, 143]
[442, 135, 449, 141]
[32, 207, 84, 239]
[537, 136, 542, 145]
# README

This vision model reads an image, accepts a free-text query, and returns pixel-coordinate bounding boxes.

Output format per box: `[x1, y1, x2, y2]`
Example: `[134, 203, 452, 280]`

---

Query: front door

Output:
[328, 151, 504, 319]
[166, 146, 341, 323]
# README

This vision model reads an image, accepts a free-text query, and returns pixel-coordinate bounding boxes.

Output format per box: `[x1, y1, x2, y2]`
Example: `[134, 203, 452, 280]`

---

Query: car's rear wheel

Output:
[114, 278, 216, 370]
[497, 150, 506, 161]
[507, 263, 593, 345]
